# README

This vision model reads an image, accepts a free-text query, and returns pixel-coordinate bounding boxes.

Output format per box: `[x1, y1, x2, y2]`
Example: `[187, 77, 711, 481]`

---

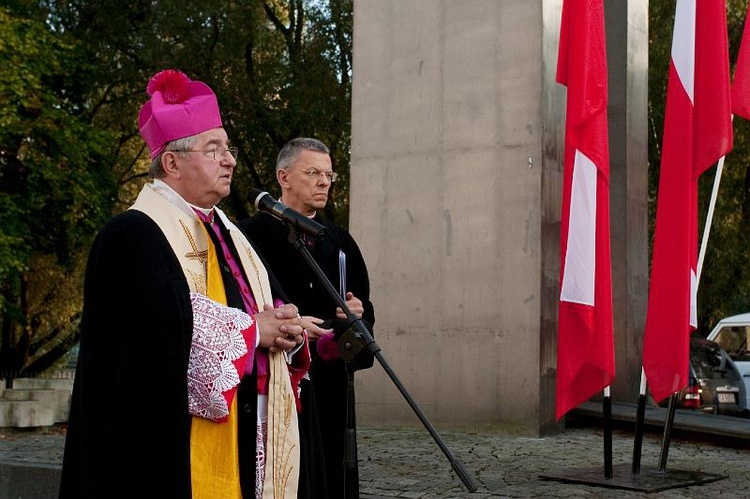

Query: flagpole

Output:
[631, 369, 648, 474]
[602, 386, 612, 478]
[696, 141, 730, 285]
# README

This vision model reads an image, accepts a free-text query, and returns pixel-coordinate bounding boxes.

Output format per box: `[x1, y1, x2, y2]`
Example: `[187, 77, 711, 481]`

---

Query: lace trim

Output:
[256, 418, 267, 498]
[187, 292, 253, 421]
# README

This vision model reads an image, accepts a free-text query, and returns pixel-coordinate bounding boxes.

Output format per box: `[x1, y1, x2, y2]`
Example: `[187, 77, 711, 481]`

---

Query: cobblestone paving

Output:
[1, 423, 750, 498]
[356, 425, 750, 498]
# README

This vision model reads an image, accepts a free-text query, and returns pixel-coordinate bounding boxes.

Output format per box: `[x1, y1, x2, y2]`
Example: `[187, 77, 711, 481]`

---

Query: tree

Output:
[0, 4, 116, 383]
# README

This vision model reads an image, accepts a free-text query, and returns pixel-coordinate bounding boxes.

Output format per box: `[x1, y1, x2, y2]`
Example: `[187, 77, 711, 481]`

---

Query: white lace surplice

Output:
[187, 292, 254, 422]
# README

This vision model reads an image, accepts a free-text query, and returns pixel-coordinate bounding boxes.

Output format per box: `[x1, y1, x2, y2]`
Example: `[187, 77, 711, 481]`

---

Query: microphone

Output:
[248, 188, 326, 238]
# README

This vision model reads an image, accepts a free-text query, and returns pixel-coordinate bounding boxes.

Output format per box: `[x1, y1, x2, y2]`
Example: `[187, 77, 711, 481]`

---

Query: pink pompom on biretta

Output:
[146, 70, 191, 103]
[138, 69, 223, 160]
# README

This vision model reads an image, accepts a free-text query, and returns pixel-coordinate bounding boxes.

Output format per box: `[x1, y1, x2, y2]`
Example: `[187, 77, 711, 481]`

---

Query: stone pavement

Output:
[1, 418, 750, 498]
[357, 422, 750, 498]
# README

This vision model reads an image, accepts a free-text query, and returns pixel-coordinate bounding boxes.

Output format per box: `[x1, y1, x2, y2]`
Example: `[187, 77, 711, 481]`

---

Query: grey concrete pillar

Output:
[604, 0, 649, 406]
[350, 0, 648, 435]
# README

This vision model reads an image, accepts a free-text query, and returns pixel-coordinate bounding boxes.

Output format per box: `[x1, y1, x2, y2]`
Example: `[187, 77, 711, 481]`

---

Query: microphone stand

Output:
[344, 363, 359, 498]
[284, 225, 478, 495]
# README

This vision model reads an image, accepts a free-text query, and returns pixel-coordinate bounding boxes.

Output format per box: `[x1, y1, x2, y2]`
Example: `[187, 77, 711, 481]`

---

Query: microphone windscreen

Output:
[248, 188, 267, 207]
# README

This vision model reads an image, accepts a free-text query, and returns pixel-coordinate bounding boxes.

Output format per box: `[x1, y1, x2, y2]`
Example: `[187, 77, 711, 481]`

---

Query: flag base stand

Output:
[539, 463, 725, 493]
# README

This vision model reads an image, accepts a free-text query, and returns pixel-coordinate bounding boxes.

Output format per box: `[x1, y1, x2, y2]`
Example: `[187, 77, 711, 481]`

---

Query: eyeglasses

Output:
[297, 167, 338, 183]
[177, 146, 238, 161]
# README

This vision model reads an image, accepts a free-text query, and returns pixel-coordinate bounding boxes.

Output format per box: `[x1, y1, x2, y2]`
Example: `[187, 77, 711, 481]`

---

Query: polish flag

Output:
[643, 0, 732, 404]
[555, 0, 615, 420]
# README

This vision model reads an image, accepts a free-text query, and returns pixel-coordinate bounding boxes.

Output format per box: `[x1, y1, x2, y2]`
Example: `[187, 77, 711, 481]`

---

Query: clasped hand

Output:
[255, 303, 305, 352]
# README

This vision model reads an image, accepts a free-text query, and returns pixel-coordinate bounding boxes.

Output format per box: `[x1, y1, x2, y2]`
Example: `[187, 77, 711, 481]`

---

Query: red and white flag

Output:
[643, 0, 733, 404]
[555, 0, 615, 420]
[732, 4, 750, 119]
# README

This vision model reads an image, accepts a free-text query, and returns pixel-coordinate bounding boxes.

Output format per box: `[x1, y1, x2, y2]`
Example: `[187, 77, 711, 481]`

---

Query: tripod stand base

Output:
[539, 463, 725, 492]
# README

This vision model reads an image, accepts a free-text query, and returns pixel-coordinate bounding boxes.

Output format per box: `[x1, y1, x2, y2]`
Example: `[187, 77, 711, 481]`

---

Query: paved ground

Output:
[358, 422, 750, 498]
[1, 417, 750, 498]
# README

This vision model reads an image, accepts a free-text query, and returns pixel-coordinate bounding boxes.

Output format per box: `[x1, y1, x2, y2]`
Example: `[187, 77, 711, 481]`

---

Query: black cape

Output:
[59, 210, 279, 498]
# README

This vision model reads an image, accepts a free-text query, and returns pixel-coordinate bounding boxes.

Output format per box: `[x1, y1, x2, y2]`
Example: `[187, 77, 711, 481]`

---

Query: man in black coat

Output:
[240, 137, 375, 499]
[60, 70, 310, 499]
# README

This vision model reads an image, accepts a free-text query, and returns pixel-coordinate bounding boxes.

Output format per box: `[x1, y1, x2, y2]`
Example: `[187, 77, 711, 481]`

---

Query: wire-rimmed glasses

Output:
[298, 167, 338, 183]
[178, 146, 238, 161]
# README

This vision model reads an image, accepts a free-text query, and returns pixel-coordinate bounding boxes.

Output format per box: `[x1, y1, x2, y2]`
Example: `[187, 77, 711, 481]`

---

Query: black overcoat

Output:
[59, 210, 263, 498]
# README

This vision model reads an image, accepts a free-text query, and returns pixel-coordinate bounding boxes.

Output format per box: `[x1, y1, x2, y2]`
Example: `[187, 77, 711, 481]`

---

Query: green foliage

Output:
[0, 4, 117, 374]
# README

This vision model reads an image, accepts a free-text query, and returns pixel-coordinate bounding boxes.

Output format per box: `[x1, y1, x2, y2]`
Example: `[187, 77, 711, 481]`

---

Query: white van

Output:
[706, 313, 750, 410]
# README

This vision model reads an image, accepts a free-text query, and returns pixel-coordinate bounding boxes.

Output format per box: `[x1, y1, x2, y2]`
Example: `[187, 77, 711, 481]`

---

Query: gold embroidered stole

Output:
[130, 183, 299, 498]
[216, 211, 301, 499]
[262, 348, 300, 498]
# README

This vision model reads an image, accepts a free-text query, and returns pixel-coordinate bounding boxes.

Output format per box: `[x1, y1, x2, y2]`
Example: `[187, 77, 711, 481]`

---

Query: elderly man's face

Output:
[163, 128, 237, 209]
